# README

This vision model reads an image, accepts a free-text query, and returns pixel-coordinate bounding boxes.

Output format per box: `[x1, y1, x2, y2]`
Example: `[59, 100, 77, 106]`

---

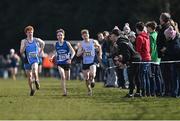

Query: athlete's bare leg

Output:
[25, 70, 35, 96]
[58, 66, 67, 96]
[32, 63, 40, 90]
[83, 69, 92, 96]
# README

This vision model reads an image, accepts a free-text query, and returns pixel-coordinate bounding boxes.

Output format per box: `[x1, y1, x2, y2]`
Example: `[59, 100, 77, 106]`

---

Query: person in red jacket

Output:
[135, 22, 152, 97]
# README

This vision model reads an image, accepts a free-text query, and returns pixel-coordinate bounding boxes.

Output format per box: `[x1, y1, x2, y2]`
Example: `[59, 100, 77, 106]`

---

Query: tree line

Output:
[0, 0, 179, 55]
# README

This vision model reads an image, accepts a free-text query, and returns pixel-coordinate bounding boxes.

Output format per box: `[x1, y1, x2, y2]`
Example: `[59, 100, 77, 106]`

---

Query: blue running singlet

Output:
[55, 41, 70, 65]
[25, 38, 39, 65]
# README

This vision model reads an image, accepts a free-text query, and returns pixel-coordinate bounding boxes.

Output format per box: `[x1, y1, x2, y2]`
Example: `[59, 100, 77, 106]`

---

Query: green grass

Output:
[0, 77, 180, 120]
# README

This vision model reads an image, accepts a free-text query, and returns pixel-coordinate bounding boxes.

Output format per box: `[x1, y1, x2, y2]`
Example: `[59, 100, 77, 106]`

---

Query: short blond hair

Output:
[24, 25, 34, 33]
[81, 29, 89, 35]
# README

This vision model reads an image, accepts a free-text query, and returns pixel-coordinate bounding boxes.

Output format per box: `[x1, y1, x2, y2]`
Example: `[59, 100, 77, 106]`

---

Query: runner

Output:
[9, 48, 20, 80]
[51, 29, 75, 96]
[20, 25, 45, 96]
[77, 29, 102, 96]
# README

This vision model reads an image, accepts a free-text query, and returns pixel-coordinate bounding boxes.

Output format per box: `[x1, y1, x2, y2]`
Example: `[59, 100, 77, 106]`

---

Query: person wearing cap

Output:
[110, 29, 141, 97]
[127, 31, 142, 97]
[113, 27, 128, 89]
[77, 29, 102, 96]
[128, 31, 136, 44]
[164, 26, 180, 97]
[123, 23, 131, 36]
[20, 25, 45, 96]
[9, 48, 20, 80]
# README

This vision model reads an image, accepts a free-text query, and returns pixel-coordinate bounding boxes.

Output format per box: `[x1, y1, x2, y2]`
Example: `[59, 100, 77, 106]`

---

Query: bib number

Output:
[29, 52, 38, 58]
[58, 54, 69, 61]
[84, 51, 92, 56]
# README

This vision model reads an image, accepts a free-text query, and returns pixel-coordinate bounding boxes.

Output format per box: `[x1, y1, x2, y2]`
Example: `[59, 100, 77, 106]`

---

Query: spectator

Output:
[110, 28, 141, 97]
[128, 31, 136, 44]
[157, 12, 171, 96]
[164, 26, 180, 97]
[97, 32, 107, 82]
[169, 19, 179, 34]
[104, 31, 118, 87]
[8, 49, 20, 80]
[135, 21, 151, 97]
[127, 31, 142, 97]
[110, 28, 126, 88]
[71, 44, 83, 80]
[123, 23, 131, 37]
[146, 21, 164, 96]
[42, 53, 54, 77]
[0, 55, 8, 78]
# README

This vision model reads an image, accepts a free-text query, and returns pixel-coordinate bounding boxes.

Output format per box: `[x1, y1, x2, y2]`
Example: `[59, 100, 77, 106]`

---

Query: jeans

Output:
[170, 64, 180, 97]
[140, 62, 151, 96]
[150, 64, 164, 96]
[160, 63, 172, 96]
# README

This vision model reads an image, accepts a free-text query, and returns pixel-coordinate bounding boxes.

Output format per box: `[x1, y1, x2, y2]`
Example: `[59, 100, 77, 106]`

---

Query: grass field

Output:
[0, 77, 180, 120]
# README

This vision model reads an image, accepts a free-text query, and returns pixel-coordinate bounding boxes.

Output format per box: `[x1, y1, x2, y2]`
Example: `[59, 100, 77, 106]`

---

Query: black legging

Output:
[128, 64, 141, 94]
[116, 68, 125, 88]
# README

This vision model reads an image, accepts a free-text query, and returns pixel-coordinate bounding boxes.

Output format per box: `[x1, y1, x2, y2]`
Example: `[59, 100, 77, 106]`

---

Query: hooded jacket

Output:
[136, 32, 151, 61]
[164, 34, 180, 60]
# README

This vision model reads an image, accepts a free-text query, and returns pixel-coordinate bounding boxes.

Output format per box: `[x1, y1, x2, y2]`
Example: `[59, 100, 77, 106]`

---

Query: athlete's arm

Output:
[36, 38, 45, 53]
[15, 54, 20, 62]
[67, 41, 75, 60]
[50, 43, 57, 62]
[76, 42, 84, 57]
[93, 40, 102, 62]
[20, 39, 26, 55]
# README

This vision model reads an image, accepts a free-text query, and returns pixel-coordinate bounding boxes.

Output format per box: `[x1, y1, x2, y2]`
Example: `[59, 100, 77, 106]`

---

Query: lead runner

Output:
[77, 29, 102, 96]
[20, 25, 45, 96]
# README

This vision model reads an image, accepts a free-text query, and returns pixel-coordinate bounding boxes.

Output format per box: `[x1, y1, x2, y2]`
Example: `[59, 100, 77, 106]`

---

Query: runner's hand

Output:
[67, 59, 72, 64]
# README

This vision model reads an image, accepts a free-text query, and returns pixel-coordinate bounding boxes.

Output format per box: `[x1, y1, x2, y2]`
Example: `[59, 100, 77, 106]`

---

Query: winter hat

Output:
[128, 31, 136, 38]
[123, 23, 131, 34]
[10, 48, 15, 54]
[164, 26, 176, 40]
[113, 26, 120, 30]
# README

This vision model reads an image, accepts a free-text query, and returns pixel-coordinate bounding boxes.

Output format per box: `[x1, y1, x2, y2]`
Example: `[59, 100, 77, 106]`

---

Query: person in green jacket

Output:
[146, 21, 164, 96]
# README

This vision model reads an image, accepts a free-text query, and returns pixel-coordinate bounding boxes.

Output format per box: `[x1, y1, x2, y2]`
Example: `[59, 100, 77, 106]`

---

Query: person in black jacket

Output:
[157, 13, 171, 58]
[164, 26, 180, 98]
[157, 12, 171, 96]
[109, 29, 141, 97]
[107, 28, 125, 88]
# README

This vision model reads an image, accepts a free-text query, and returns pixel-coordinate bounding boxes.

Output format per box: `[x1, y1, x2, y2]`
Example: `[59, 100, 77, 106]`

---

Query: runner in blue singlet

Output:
[20, 25, 45, 96]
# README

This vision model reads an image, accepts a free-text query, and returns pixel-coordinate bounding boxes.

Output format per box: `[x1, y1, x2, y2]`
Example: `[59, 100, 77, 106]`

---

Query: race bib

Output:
[58, 54, 69, 61]
[84, 51, 92, 56]
[29, 52, 38, 58]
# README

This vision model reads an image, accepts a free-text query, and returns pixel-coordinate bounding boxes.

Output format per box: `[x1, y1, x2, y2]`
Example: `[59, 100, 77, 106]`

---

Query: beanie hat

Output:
[10, 48, 15, 54]
[128, 31, 136, 38]
[113, 26, 120, 30]
[123, 23, 131, 33]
